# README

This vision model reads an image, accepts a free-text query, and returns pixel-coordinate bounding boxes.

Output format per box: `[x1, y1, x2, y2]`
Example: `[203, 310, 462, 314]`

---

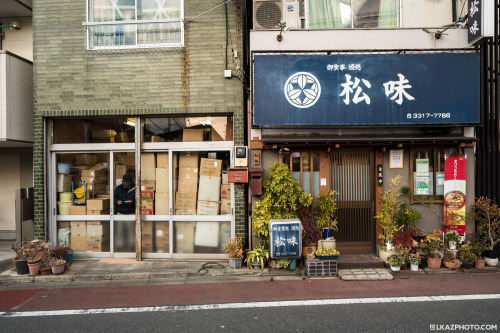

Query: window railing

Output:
[83, 19, 184, 50]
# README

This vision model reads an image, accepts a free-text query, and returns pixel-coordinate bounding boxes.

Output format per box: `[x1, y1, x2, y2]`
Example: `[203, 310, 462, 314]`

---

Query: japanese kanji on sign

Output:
[269, 219, 302, 259]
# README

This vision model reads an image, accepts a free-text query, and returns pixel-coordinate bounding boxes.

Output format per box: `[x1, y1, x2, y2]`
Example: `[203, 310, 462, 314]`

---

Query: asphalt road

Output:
[1, 297, 499, 333]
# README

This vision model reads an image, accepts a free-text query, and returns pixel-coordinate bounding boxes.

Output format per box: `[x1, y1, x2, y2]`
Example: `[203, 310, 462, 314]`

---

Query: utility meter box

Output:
[234, 146, 248, 167]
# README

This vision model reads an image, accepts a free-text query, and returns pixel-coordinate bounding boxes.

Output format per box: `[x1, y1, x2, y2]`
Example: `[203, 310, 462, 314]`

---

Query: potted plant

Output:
[269, 258, 293, 269]
[374, 176, 404, 262]
[224, 236, 244, 269]
[298, 207, 322, 257]
[387, 253, 405, 272]
[442, 249, 461, 269]
[422, 229, 444, 269]
[407, 253, 421, 271]
[11, 238, 30, 275]
[244, 244, 269, 270]
[252, 163, 312, 244]
[49, 258, 66, 275]
[459, 245, 476, 269]
[445, 231, 462, 250]
[315, 190, 339, 241]
[315, 248, 340, 259]
[471, 197, 500, 267]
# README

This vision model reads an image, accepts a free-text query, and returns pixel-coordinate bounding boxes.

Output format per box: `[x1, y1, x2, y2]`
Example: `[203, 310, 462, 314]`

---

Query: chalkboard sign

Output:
[269, 219, 302, 259]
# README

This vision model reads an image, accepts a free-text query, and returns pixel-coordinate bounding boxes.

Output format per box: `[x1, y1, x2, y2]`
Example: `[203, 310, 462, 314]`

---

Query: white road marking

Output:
[1, 294, 499, 318]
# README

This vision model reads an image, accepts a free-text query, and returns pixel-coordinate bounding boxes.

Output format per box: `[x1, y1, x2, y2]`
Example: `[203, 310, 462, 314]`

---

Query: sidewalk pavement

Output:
[1, 248, 499, 287]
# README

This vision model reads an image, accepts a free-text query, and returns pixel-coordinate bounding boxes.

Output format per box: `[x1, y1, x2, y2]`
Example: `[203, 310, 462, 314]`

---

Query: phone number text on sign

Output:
[407, 113, 451, 119]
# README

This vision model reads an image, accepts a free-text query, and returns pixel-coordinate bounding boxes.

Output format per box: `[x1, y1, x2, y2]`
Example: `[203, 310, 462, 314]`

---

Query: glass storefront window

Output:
[174, 221, 230, 254]
[52, 118, 135, 144]
[411, 148, 459, 202]
[143, 116, 233, 142]
[142, 221, 169, 253]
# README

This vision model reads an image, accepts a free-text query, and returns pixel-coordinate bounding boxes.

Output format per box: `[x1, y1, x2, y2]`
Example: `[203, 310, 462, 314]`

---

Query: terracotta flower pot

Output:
[27, 261, 40, 276]
[443, 260, 462, 270]
[427, 257, 442, 269]
[474, 260, 485, 269]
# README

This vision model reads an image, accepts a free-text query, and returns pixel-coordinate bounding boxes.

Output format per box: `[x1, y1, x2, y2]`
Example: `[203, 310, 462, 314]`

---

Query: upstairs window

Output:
[305, 0, 399, 29]
[86, 0, 184, 50]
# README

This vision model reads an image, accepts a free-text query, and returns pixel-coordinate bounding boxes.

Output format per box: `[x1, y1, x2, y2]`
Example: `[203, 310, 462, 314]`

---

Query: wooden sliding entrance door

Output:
[331, 150, 375, 254]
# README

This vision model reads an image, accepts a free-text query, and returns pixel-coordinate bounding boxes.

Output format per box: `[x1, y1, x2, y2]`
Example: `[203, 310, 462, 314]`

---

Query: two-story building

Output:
[248, 0, 479, 254]
[0, 0, 33, 243]
[33, 0, 246, 259]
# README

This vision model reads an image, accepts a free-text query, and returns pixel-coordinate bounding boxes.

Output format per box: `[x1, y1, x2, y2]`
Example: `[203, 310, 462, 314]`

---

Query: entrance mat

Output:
[337, 254, 385, 269]
[338, 268, 393, 281]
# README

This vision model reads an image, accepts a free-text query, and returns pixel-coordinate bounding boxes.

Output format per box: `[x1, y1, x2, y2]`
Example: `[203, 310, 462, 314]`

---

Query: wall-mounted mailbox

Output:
[228, 167, 248, 183]
[249, 167, 263, 195]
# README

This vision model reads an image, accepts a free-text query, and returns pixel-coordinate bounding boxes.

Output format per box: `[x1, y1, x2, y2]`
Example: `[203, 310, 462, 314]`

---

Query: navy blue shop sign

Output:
[269, 219, 302, 259]
[253, 53, 480, 126]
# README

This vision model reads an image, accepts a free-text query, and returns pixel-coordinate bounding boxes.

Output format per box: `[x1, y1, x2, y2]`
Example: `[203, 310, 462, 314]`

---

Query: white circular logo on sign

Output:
[284, 72, 321, 108]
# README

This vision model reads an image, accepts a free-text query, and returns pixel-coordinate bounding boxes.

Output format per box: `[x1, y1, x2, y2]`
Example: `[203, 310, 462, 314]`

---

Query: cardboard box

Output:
[156, 153, 177, 168]
[221, 184, 231, 200]
[155, 191, 170, 215]
[114, 132, 128, 143]
[86, 234, 110, 252]
[141, 180, 156, 191]
[175, 222, 196, 252]
[87, 209, 109, 215]
[87, 224, 103, 236]
[97, 194, 110, 199]
[178, 152, 199, 168]
[82, 169, 106, 178]
[182, 129, 204, 142]
[198, 175, 221, 202]
[75, 154, 97, 166]
[70, 235, 86, 252]
[222, 170, 228, 184]
[178, 167, 199, 193]
[174, 209, 196, 215]
[141, 200, 154, 210]
[87, 198, 110, 211]
[200, 158, 223, 177]
[141, 153, 156, 180]
[115, 165, 127, 179]
[89, 163, 107, 171]
[141, 208, 154, 215]
[83, 182, 107, 194]
[220, 199, 231, 214]
[57, 221, 70, 229]
[155, 223, 169, 253]
[141, 190, 155, 200]
[70, 221, 86, 236]
[57, 174, 72, 192]
[197, 200, 219, 215]
[122, 156, 135, 166]
[81, 175, 106, 185]
[87, 221, 103, 225]
[155, 168, 169, 191]
[175, 192, 197, 210]
[70, 205, 86, 215]
[150, 135, 164, 142]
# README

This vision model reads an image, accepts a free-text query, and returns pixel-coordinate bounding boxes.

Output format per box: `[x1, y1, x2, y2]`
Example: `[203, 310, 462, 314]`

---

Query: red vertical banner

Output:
[443, 157, 466, 234]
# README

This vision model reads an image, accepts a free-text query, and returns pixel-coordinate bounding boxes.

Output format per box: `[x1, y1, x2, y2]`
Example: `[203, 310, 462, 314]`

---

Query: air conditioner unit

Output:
[253, 0, 300, 30]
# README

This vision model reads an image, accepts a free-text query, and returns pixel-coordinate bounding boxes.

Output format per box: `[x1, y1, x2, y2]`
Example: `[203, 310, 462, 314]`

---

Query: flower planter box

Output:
[306, 258, 337, 277]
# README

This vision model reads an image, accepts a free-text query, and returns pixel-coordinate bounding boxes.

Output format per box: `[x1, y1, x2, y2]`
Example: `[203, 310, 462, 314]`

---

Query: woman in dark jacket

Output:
[114, 174, 135, 214]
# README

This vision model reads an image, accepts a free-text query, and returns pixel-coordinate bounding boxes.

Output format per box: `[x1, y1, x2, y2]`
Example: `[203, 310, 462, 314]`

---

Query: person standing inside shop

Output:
[114, 174, 135, 214]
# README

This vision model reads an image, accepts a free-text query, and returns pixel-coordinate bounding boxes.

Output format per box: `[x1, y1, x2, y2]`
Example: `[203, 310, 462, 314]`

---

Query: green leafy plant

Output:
[407, 253, 421, 265]
[315, 248, 340, 256]
[315, 190, 339, 233]
[251, 163, 312, 243]
[443, 249, 460, 263]
[270, 258, 293, 269]
[375, 176, 404, 248]
[224, 236, 243, 259]
[445, 231, 462, 244]
[421, 228, 444, 259]
[459, 245, 477, 265]
[387, 253, 406, 267]
[471, 197, 500, 251]
[244, 244, 269, 270]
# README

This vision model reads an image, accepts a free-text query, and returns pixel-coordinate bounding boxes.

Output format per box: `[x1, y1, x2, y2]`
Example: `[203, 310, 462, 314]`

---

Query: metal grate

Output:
[306, 259, 337, 277]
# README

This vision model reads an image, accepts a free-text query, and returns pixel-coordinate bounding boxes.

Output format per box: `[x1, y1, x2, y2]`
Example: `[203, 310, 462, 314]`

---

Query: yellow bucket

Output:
[73, 187, 90, 202]
[57, 201, 72, 215]
[59, 192, 72, 202]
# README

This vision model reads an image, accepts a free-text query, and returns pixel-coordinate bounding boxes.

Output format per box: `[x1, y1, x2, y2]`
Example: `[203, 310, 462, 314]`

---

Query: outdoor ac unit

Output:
[253, 0, 300, 30]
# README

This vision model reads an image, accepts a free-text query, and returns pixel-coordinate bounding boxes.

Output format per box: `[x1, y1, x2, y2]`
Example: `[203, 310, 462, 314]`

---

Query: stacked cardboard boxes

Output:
[86, 221, 110, 252]
[70, 221, 86, 252]
[140, 153, 156, 215]
[87, 198, 110, 215]
[197, 158, 222, 215]
[81, 169, 107, 194]
[142, 221, 169, 253]
[175, 151, 199, 215]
